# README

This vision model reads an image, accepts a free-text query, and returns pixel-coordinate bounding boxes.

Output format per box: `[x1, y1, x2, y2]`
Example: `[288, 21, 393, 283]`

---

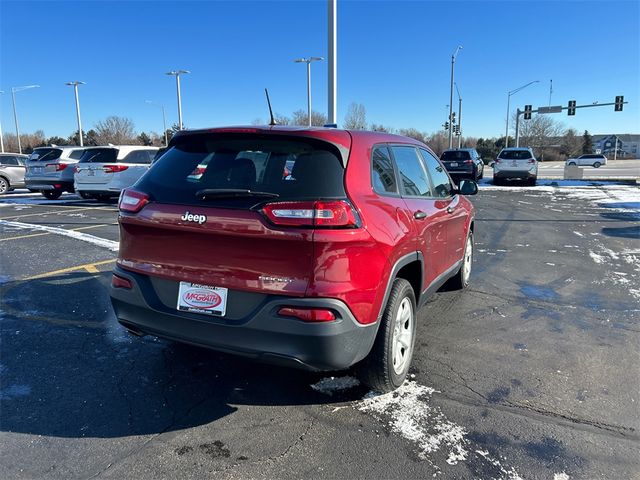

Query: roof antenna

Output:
[265, 88, 276, 126]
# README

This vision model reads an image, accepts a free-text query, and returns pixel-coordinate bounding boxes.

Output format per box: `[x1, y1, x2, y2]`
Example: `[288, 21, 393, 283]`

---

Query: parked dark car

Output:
[440, 148, 484, 181]
[110, 126, 478, 392]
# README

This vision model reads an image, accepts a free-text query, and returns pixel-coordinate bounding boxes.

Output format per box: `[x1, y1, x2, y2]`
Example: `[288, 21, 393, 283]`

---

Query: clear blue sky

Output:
[1, 0, 639, 140]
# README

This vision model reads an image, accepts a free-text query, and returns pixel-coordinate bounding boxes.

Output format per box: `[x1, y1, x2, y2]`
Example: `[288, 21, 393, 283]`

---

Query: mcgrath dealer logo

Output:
[181, 211, 207, 224]
[182, 289, 221, 309]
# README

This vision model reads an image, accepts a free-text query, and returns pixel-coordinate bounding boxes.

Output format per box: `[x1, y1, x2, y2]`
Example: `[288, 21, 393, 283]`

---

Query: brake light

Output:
[46, 163, 68, 171]
[111, 274, 133, 289]
[73, 166, 80, 173]
[464, 159, 473, 164]
[278, 307, 336, 322]
[262, 200, 358, 228]
[494, 159, 501, 164]
[119, 188, 149, 213]
[104, 164, 129, 173]
[527, 159, 536, 164]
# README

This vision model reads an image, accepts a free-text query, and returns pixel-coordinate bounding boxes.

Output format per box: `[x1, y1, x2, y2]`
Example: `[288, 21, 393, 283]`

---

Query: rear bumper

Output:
[109, 267, 377, 371]
[75, 185, 121, 196]
[493, 169, 536, 179]
[25, 179, 74, 191]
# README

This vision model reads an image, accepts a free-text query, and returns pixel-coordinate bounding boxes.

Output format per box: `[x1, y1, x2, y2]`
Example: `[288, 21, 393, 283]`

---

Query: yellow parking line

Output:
[23, 259, 116, 280]
[0, 223, 114, 242]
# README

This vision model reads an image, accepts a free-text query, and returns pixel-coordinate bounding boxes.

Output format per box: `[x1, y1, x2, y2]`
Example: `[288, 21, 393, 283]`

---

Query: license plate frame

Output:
[177, 281, 228, 317]
[450, 162, 458, 167]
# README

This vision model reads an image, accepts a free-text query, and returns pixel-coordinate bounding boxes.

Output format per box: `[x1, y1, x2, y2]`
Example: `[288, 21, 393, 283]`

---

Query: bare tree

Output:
[425, 131, 448, 156]
[94, 116, 137, 145]
[370, 123, 394, 133]
[343, 102, 367, 130]
[292, 109, 327, 127]
[514, 113, 565, 160]
[3, 130, 46, 153]
[398, 128, 428, 144]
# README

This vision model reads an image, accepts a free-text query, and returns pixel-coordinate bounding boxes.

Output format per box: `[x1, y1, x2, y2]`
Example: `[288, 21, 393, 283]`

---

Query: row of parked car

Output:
[0, 145, 159, 199]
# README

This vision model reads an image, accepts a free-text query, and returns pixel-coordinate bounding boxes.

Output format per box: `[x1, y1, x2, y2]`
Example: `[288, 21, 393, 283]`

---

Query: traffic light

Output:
[524, 105, 532, 120]
[455, 125, 461, 135]
[444, 121, 449, 130]
[615, 95, 624, 112]
[568, 100, 576, 116]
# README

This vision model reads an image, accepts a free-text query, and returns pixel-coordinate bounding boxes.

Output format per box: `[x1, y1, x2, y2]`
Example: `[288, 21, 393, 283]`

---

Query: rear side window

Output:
[79, 148, 118, 163]
[420, 149, 453, 198]
[68, 150, 85, 160]
[498, 150, 532, 160]
[29, 148, 62, 162]
[121, 150, 155, 164]
[441, 150, 471, 161]
[371, 145, 397, 194]
[391, 146, 431, 197]
[1, 156, 19, 166]
[137, 134, 346, 208]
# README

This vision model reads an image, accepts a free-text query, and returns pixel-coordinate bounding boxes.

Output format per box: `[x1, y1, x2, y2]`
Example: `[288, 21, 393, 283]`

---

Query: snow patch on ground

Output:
[554, 473, 570, 480]
[475, 450, 523, 480]
[589, 251, 604, 264]
[0, 219, 118, 251]
[310, 376, 360, 395]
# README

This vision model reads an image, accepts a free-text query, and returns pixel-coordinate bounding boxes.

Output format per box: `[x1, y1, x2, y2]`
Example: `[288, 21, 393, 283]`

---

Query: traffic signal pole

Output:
[514, 99, 628, 147]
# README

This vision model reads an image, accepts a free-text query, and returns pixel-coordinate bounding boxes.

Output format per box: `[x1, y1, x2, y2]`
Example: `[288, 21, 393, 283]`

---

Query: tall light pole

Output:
[166, 70, 189, 130]
[294, 57, 324, 126]
[0, 90, 5, 153]
[65, 81, 85, 146]
[11, 85, 40, 154]
[328, 0, 337, 126]
[505, 80, 539, 148]
[448, 45, 462, 148]
[145, 100, 168, 146]
[454, 82, 462, 149]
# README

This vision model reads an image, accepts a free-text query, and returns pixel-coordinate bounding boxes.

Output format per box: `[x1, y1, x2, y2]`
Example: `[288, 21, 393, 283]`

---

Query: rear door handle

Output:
[414, 211, 427, 220]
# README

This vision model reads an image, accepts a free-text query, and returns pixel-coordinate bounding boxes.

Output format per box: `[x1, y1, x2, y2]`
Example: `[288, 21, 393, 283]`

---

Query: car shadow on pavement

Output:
[0, 272, 367, 439]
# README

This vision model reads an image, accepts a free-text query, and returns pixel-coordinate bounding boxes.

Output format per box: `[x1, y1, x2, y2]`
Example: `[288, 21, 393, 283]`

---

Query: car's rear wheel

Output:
[42, 189, 62, 200]
[78, 191, 92, 200]
[593, 161, 601, 168]
[0, 177, 9, 194]
[528, 176, 537, 186]
[357, 278, 416, 393]
[567, 162, 576, 166]
[447, 231, 473, 290]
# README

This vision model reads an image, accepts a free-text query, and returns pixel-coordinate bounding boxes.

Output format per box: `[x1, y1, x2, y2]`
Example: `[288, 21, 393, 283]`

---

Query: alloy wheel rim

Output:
[463, 236, 472, 282]
[391, 297, 413, 375]
[0, 179, 7, 193]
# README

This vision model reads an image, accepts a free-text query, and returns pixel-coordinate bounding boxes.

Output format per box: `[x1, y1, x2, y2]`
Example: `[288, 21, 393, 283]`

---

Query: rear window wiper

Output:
[195, 189, 280, 200]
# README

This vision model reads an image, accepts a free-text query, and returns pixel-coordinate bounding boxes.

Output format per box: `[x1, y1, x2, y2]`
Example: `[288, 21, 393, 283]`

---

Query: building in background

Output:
[592, 134, 639, 158]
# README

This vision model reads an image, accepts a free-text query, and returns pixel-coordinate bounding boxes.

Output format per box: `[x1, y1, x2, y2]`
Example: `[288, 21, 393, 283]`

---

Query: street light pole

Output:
[166, 70, 190, 130]
[11, 85, 40, 154]
[145, 100, 168, 147]
[455, 82, 462, 149]
[448, 45, 462, 149]
[294, 57, 324, 126]
[65, 81, 85, 146]
[505, 80, 539, 148]
[0, 90, 5, 153]
[328, 0, 337, 126]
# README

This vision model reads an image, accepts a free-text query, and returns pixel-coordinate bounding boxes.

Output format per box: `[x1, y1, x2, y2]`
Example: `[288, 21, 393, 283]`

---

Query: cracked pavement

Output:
[1, 185, 639, 479]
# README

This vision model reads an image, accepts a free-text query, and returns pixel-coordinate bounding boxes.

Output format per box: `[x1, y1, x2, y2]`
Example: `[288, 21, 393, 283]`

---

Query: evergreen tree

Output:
[582, 130, 593, 154]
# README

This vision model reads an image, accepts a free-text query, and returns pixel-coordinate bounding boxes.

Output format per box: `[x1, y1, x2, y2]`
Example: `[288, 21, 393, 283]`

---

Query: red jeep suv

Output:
[110, 126, 477, 392]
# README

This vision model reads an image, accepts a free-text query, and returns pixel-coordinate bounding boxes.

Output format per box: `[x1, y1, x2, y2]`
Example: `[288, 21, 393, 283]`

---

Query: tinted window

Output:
[78, 148, 118, 163]
[498, 150, 533, 160]
[441, 150, 471, 161]
[137, 133, 346, 208]
[29, 148, 62, 162]
[121, 150, 155, 164]
[420, 149, 453, 198]
[1, 156, 18, 166]
[391, 146, 431, 197]
[371, 145, 397, 194]
[68, 149, 85, 160]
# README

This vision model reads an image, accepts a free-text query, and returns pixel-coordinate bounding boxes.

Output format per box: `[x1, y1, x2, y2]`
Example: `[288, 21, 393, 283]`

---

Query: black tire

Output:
[357, 278, 417, 393]
[78, 191, 92, 200]
[0, 176, 9, 195]
[95, 194, 111, 202]
[529, 176, 537, 186]
[567, 162, 576, 166]
[593, 162, 601, 168]
[42, 189, 62, 200]
[446, 231, 473, 290]
[493, 177, 502, 186]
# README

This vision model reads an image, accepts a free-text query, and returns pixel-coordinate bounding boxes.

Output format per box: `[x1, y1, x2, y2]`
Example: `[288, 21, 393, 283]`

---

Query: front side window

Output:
[371, 145, 397, 194]
[391, 146, 431, 197]
[420, 149, 453, 198]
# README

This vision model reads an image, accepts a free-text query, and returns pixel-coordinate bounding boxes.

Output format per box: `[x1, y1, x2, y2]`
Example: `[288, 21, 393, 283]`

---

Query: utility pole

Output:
[614, 136, 618, 161]
[505, 80, 539, 148]
[448, 45, 462, 148]
[327, 0, 337, 126]
[11, 85, 40, 154]
[0, 90, 5, 153]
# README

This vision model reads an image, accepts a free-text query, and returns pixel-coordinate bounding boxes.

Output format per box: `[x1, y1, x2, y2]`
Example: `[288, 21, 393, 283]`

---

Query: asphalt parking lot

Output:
[1, 182, 639, 480]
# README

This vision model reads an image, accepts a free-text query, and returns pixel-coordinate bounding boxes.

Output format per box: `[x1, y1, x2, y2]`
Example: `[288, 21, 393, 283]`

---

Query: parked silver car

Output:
[0, 153, 28, 194]
[25, 146, 87, 199]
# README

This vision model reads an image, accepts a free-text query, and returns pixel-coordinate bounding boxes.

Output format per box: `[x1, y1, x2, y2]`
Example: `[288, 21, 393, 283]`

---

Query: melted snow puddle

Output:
[313, 377, 523, 477]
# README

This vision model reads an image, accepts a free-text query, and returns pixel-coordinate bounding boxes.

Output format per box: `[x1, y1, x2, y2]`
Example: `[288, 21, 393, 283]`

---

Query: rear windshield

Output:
[137, 134, 346, 208]
[498, 150, 533, 160]
[29, 148, 62, 162]
[78, 148, 118, 163]
[441, 150, 471, 161]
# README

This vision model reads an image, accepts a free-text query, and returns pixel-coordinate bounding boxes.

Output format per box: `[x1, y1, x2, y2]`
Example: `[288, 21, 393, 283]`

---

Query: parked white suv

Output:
[493, 147, 538, 186]
[566, 154, 607, 168]
[74, 146, 158, 201]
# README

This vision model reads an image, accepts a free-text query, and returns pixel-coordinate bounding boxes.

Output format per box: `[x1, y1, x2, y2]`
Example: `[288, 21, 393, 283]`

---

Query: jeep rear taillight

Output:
[262, 200, 358, 228]
[46, 163, 68, 171]
[119, 188, 149, 213]
[278, 307, 336, 322]
[104, 164, 129, 173]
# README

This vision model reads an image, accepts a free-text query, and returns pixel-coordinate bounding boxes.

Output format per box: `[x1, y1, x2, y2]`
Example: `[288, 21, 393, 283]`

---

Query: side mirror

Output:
[457, 179, 478, 196]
